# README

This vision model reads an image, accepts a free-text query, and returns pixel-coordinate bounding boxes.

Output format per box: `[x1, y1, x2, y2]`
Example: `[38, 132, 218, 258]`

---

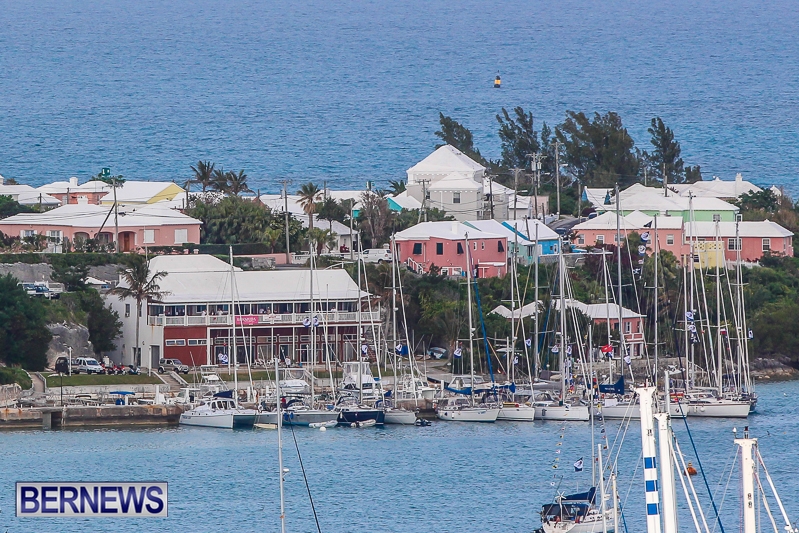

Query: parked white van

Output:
[360, 248, 393, 264]
[74, 357, 104, 374]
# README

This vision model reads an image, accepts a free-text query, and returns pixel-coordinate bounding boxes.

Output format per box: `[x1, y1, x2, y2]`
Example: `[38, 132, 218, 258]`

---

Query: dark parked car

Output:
[54, 357, 79, 375]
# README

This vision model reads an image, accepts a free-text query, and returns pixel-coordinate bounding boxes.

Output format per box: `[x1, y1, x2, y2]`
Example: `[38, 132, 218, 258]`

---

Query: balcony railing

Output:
[148, 311, 380, 327]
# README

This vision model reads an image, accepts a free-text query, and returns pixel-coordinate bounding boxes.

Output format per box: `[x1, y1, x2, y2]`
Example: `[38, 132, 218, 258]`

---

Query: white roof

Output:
[427, 173, 482, 191]
[672, 174, 761, 198]
[556, 298, 644, 320]
[36, 177, 80, 194]
[502, 219, 560, 241]
[407, 145, 485, 175]
[389, 191, 422, 210]
[0, 203, 199, 228]
[464, 220, 525, 241]
[604, 189, 738, 214]
[573, 211, 639, 231]
[140, 255, 365, 304]
[259, 193, 364, 215]
[685, 220, 794, 239]
[107, 181, 183, 204]
[0, 184, 61, 206]
[583, 187, 613, 209]
[295, 214, 357, 236]
[395, 221, 504, 241]
[490, 301, 540, 319]
[623, 211, 684, 230]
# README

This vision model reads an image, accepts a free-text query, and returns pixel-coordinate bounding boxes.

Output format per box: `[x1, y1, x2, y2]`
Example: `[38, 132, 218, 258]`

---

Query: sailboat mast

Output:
[715, 221, 722, 396]
[654, 215, 659, 388]
[465, 232, 475, 405]
[615, 185, 625, 368]
[275, 357, 286, 533]
[229, 246, 238, 394]
[688, 194, 696, 389]
[602, 251, 613, 382]
[533, 220, 539, 379]
[559, 235, 566, 404]
[391, 233, 398, 373]
[357, 234, 363, 405]
[309, 246, 315, 407]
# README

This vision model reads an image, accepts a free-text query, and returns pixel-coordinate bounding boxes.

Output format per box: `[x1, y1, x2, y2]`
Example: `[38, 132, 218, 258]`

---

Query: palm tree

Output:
[317, 196, 344, 231]
[296, 182, 322, 231]
[226, 170, 252, 196]
[308, 228, 337, 256]
[263, 227, 282, 253]
[190, 161, 216, 192]
[111, 261, 169, 368]
[388, 179, 406, 196]
[212, 168, 229, 193]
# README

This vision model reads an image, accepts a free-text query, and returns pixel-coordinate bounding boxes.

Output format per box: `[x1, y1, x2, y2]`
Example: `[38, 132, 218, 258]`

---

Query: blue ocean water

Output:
[1, 381, 798, 533]
[0, 0, 798, 194]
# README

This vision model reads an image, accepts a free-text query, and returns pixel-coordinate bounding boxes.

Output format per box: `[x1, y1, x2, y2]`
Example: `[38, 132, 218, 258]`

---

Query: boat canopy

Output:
[562, 487, 596, 503]
[599, 376, 624, 395]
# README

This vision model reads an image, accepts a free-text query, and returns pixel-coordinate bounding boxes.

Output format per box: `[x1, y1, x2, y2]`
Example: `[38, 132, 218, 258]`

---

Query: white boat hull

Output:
[255, 410, 338, 426]
[595, 402, 686, 420]
[384, 409, 417, 425]
[541, 511, 616, 533]
[685, 400, 750, 418]
[497, 405, 536, 421]
[535, 404, 590, 421]
[436, 407, 499, 422]
[180, 411, 256, 429]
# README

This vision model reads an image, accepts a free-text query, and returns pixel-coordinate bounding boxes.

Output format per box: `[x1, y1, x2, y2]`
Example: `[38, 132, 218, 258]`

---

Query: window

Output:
[457, 242, 464, 255]
[625, 321, 631, 334]
[577, 234, 585, 245]
[596, 235, 605, 245]
[728, 238, 742, 251]
[125, 304, 131, 317]
[452, 192, 461, 204]
[47, 230, 62, 241]
[165, 339, 186, 346]
[412, 242, 422, 255]
[144, 229, 155, 244]
[762, 238, 771, 252]
[174, 228, 188, 244]
[481, 241, 485, 250]
[473, 241, 477, 250]
[497, 240, 504, 252]
[441, 267, 449, 275]
[712, 214, 721, 222]
[188, 339, 208, 346]
[613, 234, 619, 242]
[436, 242, 443, 255]
[666, 234, 674, 245]
[21, 230, 36, 238]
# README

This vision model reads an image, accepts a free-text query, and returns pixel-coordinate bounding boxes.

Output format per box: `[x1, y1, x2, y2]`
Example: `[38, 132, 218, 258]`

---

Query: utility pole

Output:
[112, 177, 119, 253]
[282, 180, 291, 264]
[512, 168, 520, 220]
[417, 179, 429, 223]
[644, 167, 648, 187]
[531, 153, 541, 220]
[555, 141, 561, 217]
[663, 162, 668, 197]
[488, 175, 495, 220]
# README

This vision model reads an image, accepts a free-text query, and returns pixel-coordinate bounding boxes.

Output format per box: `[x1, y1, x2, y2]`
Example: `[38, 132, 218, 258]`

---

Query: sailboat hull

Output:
[541, 511, 616, 533]
[497, 405, 536, 421]
[256, 410, 338, 427]
[684, 400, 750, 418]
[535, 404, 590, 421]
[337, 408, 385, 426]
[383, 409, 417, 425]
[436, 407, 499, 422]
[180, 411, 256, 429]
[595, 402, 686, 420]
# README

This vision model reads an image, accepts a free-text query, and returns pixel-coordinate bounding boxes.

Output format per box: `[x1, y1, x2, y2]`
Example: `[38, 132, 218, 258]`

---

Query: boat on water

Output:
[436, 397, 499, 422]
[335, 395, 385, 426]
[682, 390, 751, 418]
[497, 401, 536, 421]
[256, 399, 338, 427]
[179, 391, 258, 429]
[538, 487, 615, 533]
[382, 404, 418, 425]
[534, 392, 590, 422]
[337, 361, 383, 402]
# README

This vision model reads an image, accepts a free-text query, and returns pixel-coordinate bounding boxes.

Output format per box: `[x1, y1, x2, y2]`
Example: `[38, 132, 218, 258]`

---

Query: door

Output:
[150, 345, 160, 370]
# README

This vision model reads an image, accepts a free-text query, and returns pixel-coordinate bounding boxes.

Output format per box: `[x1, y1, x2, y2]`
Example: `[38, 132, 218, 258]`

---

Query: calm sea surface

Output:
[1, 381, 797, 533]
[0, 0, 798, 193]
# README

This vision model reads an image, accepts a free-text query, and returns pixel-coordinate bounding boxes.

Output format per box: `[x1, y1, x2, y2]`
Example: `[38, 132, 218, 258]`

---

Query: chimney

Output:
[0, 175, 4, 186]
[735, 173, 743, 182]
[70, 176, 79, 186]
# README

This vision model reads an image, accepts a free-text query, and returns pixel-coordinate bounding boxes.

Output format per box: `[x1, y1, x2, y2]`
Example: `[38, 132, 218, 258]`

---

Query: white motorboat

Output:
[383, 407, 417, 425]
[683, 391, 750, 418]
[393, 373, 436, 401]
[179, 393, 258, 429]
[256, 403, 338, 427]
[436, 397, 499, 422]
[337, 361, 383, 402]
[497, 401, 536, 421]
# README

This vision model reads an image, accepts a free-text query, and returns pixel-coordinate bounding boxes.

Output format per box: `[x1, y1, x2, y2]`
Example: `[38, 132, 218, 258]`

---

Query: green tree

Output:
[296, 183, 322, 232]
[51, 263, 90, 292]
[79, 290, 122, 355]
[0, 195, 35, 219]
[496, 106, 540, 170]
[263, 228, 282, 254]
[316, 197, 347, 230]
[225, 170, 252, 196]
[190, 160, 216, 192]
[434, 113, 486, 165]
[308, 228, 337, 255]
[110, 262, 168, 366]
[358, 191, 393, 247]
[188, 196, 293, 246]
[684, 165, 703, 183]
[647, 117, 684, 184]
[555, 111, 641, 188]
[0, 274, 52, 370]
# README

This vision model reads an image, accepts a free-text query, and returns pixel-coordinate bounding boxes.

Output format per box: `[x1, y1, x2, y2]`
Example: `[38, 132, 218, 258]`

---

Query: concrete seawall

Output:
[0, 405, 183, 430]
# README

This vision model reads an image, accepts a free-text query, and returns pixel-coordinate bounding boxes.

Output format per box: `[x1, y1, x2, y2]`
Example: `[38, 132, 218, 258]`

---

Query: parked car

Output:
[74, 357, 105, 374]
[360, 248, 393, 264]
[158, 358, 190, 374]
[54, 356, 80, 375]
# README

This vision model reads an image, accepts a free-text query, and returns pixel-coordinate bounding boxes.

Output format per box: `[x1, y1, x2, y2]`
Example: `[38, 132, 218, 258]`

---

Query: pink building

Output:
[559, 299, 646, 357]
[0, 203, 201, 252]
[394, 221, 508, 277]
[686, 221, 794, 262]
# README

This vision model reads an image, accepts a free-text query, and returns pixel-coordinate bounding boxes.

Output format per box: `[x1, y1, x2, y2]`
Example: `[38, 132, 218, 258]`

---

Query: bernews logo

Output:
[16, 482, 168, 517]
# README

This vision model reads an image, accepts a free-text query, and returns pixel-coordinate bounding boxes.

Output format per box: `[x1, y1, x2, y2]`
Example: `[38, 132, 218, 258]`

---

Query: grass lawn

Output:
[45, 373, 162, 387]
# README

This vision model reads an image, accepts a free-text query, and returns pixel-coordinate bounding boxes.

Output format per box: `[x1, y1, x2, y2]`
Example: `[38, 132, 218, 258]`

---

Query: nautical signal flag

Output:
[574, 458, 584, 472]
[600, 344, 614, 353]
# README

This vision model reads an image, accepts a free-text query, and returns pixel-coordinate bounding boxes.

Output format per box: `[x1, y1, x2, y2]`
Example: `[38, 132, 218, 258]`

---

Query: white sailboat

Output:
[436, 231, 499, 423]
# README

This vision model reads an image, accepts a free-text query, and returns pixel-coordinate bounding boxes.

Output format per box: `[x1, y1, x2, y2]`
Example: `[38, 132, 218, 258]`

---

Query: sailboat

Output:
[534, 235, 590, 422]
[436, 232, 500, 423]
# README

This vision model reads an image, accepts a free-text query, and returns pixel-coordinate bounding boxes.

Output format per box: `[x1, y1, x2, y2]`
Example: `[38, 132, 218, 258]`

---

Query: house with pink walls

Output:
[0, 203, 201, 252]
[685, 220, 794, 262]
[557, 298, 647, 357]
[394, 221, 508, 277]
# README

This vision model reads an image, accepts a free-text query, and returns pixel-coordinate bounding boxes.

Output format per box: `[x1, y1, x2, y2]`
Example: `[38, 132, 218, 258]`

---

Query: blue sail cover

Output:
[563, 487, 596, 503]
[598, 376, 624, 395]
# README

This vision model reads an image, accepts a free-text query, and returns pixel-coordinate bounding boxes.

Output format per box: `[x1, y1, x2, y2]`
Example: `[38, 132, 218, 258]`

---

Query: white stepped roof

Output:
[672, 174, 761, 198]
[624, 211, 684, 230]
[490, 301, 540, 319]
[389, 191, 422, 210]
[573, 211, 639, 231]
[685, 220, 794, 238]
[395, 221, 503, 241]
[427, 173, 482, 191]
[464, 220, 525, 241]
[556, 298, 644, 320]
[407, 145, 484, 176]
[0, 203, 198, 228]
[0, 184, 61, 206]
[139, 255, 365, 304]
[503, 219, 560, 241]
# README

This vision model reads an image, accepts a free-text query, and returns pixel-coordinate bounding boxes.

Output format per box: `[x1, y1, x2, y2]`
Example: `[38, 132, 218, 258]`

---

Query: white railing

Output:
[147, 311, 380, 327]
[406, 257, 425, 274]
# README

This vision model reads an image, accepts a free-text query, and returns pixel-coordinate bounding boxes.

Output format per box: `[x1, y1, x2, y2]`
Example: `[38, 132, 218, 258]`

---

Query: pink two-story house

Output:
[394, 221, 508, 278]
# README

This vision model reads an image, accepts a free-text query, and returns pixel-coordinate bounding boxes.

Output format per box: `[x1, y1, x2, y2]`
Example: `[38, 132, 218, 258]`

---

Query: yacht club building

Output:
[107, 255, 378, 368]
